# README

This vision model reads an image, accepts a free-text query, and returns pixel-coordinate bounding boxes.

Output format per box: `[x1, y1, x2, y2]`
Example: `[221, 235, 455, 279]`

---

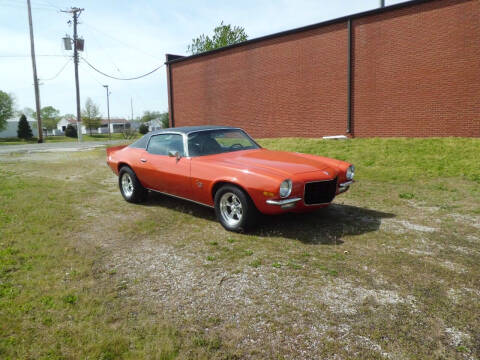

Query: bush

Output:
[122, 127, 137, 140]
[17, 114, 33, 140]
[65, 124, 77, 138]
[139, 123, 149, 134]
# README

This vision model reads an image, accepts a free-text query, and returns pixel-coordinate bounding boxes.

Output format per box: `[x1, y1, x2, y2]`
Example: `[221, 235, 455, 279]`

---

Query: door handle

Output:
[140, 158, 147, 163]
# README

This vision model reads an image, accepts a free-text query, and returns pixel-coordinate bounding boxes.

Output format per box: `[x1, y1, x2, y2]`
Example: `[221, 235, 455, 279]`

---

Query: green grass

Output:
[259, 137, 480, 183]
[1, 137, 479, 359]
[0, 133, 140, 145]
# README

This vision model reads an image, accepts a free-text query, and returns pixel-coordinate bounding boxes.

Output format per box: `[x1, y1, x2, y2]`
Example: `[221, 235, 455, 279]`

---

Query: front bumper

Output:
[338, 180, 353, 193]
[264, 180, 353, 211]
[266, 197, 302, 209]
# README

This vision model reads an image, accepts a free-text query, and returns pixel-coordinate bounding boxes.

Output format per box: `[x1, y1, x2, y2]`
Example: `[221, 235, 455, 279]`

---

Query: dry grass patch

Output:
[1, 138, 479, 359]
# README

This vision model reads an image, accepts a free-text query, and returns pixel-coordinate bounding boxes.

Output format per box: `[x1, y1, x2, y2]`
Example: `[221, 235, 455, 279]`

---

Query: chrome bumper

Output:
[338, 180, 353, 193]
[266, 197, 302, 209]
[266, 181, 353, 208]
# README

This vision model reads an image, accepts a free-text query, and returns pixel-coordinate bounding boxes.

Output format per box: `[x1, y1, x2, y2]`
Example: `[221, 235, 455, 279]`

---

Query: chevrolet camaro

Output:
[106, 126, 354, 232]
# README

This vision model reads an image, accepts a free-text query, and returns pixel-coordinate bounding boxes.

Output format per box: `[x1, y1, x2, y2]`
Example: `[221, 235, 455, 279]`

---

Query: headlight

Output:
[346, 165, 355, 180]
[279, 179, 292, 198]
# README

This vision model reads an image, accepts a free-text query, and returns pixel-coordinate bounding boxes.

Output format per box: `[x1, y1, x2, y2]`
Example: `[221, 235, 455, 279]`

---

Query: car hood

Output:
[212, 149, 337, 177]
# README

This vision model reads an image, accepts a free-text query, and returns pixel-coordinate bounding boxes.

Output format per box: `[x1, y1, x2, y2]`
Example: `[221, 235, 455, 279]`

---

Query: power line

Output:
[81, 56, 164, 81]
[0, 0, 57, 11]
[1, 0, 58, 8]
[39, 58, 71, 81]
[79, 61, 104, 86]
[0, 54, 68, 58]
[82, 21, 162, 61]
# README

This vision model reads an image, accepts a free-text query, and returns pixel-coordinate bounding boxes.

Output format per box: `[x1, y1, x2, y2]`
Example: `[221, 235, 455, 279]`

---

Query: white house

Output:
[57, 117, 130, 135]
[0, 116, 39, 138]
[144, 118, 165, 132]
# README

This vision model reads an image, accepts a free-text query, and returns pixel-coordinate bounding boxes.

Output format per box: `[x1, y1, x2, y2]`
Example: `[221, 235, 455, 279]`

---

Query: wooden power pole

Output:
[26, 0, 43, 143]
[62, 7, 84, 141]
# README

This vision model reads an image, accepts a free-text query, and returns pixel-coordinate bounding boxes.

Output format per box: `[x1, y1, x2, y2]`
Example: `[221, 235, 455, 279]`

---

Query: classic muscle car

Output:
[106, 126, 354, 232]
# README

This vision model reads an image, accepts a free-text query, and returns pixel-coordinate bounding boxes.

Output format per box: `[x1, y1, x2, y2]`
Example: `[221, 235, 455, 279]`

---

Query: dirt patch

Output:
[449, 213, 480, 229]
[380, 219, 437, 234]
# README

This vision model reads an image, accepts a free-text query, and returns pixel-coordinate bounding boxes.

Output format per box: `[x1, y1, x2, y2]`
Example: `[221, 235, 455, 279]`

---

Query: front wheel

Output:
[119, 166, 148, 203]
[214, 185, 259, 232]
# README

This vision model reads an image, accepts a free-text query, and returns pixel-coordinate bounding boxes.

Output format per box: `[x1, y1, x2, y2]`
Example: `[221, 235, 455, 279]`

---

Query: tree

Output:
[139, 123, 149, 134]
[140, 110, 169, 128]
[140, 111, 162, 123]
[21, 107, 35, 118]
[187, 21, 248, 55]
[0, 90, 14, 132]
[65, 124, 77, 138]
[33, 106, 61, 131]
[17, 114, 33, 140]
[81, 98, 101, 135]
[159, 112, 169, 128]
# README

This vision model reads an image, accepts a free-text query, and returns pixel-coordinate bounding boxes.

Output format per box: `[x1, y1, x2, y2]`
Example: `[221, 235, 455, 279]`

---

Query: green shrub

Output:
[65, 124, 77, 138]
[139, 123, 149, 134]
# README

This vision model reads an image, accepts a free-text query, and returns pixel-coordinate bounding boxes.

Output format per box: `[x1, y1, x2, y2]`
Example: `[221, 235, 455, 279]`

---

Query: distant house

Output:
[0, 116, 39, 138]
[144, 118, 165, 132]
[57, 117, 130, 135]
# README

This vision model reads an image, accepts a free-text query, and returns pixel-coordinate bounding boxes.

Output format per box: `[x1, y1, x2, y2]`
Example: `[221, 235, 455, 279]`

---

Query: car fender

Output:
[209, 172, 281, 211]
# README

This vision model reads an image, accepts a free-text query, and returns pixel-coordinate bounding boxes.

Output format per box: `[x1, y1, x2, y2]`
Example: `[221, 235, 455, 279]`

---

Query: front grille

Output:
[304, 178, 337, 205]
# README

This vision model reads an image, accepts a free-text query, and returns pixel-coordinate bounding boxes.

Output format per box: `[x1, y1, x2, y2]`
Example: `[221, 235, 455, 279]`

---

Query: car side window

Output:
[147, 134, 184, 156]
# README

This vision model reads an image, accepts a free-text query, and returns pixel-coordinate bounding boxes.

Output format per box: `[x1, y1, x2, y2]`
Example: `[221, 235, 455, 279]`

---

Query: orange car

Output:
[107, 126, 354, 232]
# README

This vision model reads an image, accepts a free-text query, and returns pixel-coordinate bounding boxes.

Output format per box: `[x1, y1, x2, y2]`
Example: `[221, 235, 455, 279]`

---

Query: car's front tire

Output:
[214, 185, 259, 232]
[118, 166, 148, 203]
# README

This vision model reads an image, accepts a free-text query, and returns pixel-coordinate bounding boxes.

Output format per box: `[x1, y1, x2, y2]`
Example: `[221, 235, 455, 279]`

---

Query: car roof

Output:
[150, 125, 240, 136]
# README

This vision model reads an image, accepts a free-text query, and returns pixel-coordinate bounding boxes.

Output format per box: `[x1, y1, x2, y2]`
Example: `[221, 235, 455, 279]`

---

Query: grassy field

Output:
[0, 133, 140, 145]
[0, 138, 479, 359]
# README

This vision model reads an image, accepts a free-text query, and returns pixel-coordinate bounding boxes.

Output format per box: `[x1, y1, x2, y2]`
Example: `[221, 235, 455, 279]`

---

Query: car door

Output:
[139, 133, 191, 198]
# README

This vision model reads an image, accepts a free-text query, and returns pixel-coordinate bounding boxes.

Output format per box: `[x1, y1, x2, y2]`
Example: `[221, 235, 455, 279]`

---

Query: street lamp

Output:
[103, 85, 111, 140]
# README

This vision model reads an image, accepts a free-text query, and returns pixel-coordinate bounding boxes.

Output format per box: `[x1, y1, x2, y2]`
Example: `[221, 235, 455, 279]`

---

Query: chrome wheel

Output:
[219, 192, 243, 227]
[121, 173, 134, 198]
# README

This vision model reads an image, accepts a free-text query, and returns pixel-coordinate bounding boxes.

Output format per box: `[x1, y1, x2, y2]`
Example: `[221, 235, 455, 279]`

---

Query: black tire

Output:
[214, 185, 259, 232]
[118, 166, 148, 203]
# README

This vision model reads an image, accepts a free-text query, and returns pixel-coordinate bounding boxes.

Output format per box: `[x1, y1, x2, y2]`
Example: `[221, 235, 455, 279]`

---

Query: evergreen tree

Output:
[65, 124, 77, 138]
[17, 114, 33, 140]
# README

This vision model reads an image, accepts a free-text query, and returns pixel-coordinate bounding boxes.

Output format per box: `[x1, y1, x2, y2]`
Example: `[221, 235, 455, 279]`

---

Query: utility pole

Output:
[26, 0, 43, 143]
[129, 97, 133, 132]
[103, 85, 111, 140]
[62, 7, 84, 141]
[380, 0, 385, 7]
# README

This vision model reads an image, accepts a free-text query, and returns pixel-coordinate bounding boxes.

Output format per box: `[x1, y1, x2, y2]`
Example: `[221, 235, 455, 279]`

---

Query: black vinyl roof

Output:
[150, 125, 239, 135]
[165, 0, 436, 65]
[129, 125, 244, 149]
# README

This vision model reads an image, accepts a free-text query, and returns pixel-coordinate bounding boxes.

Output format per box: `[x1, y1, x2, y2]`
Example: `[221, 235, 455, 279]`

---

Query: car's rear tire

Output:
[214, 185, 259, 232]
[118, 166, 148, 203]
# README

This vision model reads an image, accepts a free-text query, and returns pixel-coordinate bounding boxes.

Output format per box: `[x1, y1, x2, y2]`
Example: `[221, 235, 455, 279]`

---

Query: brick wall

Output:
[169, 0, 480, 138]
[352, 0, 480, 137]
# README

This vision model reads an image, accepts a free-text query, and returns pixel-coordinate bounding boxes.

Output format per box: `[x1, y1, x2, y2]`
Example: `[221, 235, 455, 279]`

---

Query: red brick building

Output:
[166, 0, 479, 138]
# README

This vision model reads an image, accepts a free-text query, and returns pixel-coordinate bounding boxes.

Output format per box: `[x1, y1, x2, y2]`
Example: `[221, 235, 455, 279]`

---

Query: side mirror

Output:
[168, 150, 181, 161]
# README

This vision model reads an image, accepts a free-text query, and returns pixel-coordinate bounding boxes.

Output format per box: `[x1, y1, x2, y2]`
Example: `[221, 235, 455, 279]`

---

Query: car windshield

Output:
[188, 129, 260, 157]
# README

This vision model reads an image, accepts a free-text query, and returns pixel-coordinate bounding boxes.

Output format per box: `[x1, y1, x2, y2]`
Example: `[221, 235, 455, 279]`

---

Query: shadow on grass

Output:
[143, 192, 395, 245]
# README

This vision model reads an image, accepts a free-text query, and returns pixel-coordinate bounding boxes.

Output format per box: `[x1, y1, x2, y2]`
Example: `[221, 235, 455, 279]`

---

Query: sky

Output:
[0, 0, 408, 120]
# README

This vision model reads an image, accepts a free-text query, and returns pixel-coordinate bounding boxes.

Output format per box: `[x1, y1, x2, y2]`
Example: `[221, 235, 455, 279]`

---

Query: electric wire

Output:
[82, 21, 162, 61]
[79, 61, 106, 86]
[38, 58, 71, 81]
[0, 54, 69, 58]
[80, 56, 164, 81]
[0, 0, 58, 11]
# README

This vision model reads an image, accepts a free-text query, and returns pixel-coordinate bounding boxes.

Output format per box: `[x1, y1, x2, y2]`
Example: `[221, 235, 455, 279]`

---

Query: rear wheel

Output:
[119, 166, 148, 203]
[214, 185, 258, 232]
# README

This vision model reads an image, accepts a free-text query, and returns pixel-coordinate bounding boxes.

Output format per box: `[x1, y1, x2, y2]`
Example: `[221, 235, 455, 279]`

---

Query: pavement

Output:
[0, 140, 125, 155]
